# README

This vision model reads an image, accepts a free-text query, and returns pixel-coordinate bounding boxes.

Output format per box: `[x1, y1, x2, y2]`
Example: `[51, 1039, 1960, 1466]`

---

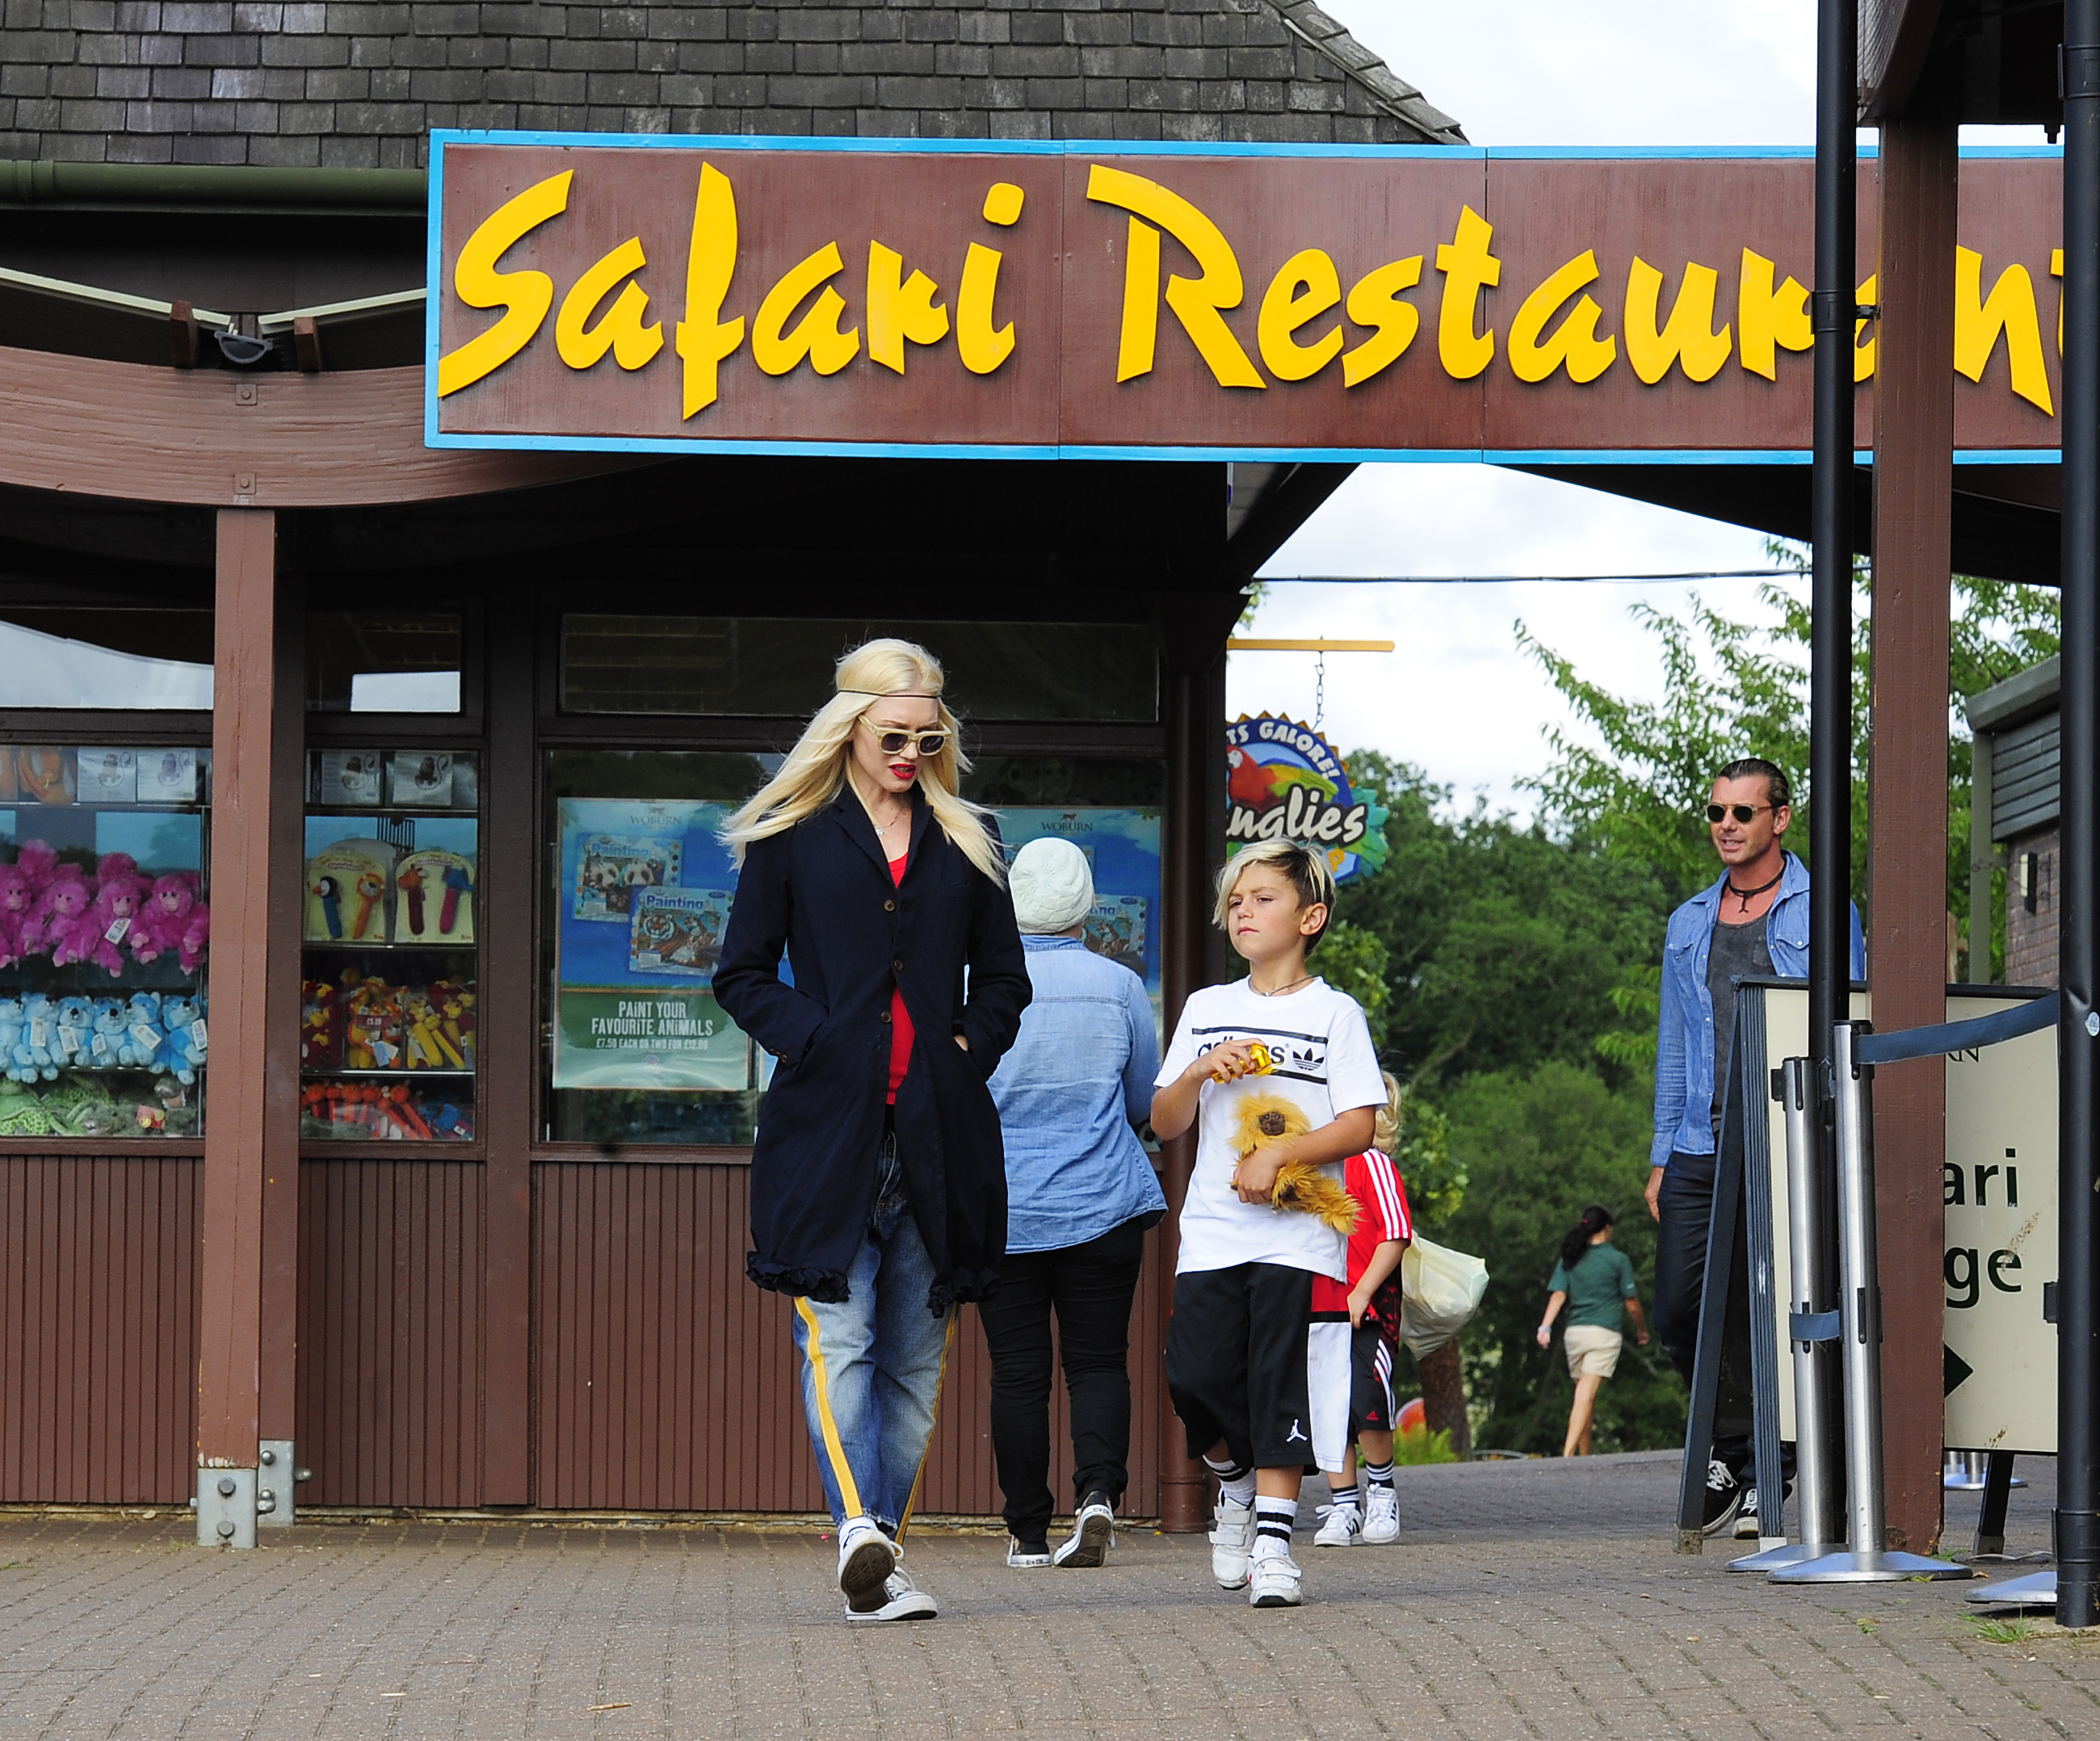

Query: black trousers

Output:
[1653, 1148, 1770, 1479]
[977, 1215, 1148, 1543]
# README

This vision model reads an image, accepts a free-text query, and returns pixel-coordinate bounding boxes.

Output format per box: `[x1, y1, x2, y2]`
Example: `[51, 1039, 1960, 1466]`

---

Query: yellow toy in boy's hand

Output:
[1210, 1040, 1274, 1084]
[1230, 1092, 1358, 1233]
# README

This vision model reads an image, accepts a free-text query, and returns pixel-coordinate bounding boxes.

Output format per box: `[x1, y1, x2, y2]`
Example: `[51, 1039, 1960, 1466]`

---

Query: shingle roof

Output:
[0, 1, 1464, 168]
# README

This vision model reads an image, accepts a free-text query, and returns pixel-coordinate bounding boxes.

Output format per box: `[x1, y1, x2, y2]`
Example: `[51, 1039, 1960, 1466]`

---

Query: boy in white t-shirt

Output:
[1151, 840, 1386, 1609]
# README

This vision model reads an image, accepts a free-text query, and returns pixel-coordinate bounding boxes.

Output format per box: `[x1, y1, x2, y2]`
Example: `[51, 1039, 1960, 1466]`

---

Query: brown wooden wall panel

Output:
[535, 1162, 1166, 1520]
[0, 1156, 198, 1505]
[295, 1160, 484, 1508]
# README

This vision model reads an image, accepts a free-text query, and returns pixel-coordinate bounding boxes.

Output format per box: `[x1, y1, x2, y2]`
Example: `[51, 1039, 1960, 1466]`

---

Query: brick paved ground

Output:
[0, 1449, 2094, 1738]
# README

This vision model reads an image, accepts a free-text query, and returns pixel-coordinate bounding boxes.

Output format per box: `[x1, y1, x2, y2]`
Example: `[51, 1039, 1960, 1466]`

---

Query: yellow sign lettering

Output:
[752, 241, 860, 377]
[1624, 257, 1731, 384]
[1737, 249, 1811, 380]
[1434, 206, 1499, 380]
[1506, 250, 1615, 384]
[1854, 275, 1878, 383]
[1112, 219, 1162, 381]
[866, 242, 950, 375]
[1086, 164, 1264, 389]
[1955, 245, 2053, 415]
[675, 163, 745, 418]
[1258, 249, 1343, 382]
[1340, 257, 1422, 388]
[555, 237, 663, 372]
[436, 170, 572, 398]
[956, 242, 1014, 375]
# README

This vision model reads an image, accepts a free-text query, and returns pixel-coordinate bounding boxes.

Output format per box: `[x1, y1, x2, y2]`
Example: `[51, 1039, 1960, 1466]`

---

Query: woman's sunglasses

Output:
[865, 722, 950, 757]
[1707, 803, 1772, 824]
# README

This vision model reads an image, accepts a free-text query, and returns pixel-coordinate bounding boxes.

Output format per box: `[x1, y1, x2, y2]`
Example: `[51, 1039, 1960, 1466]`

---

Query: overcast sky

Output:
[1233, 2, 2041, 816]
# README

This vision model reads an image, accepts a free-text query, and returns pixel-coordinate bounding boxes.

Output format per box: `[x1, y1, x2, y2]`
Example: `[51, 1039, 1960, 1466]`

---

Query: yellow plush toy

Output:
[1229, 1092, 1358, 1233]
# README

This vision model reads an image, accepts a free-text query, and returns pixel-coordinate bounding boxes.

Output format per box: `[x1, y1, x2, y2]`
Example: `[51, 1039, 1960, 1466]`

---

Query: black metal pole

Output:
[2058, 0, 2100, 1634]
[1808, 0, 1856, 1103]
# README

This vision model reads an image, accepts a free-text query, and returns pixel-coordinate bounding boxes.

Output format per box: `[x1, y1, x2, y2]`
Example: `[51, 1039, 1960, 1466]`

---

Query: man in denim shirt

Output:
[982, 838, 1166, 1569]
[1648, 758, 1864, 1536]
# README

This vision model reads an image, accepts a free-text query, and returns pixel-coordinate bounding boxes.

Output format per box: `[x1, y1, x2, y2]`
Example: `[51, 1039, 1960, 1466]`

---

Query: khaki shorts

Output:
[1563, 1324, 1623, 1379]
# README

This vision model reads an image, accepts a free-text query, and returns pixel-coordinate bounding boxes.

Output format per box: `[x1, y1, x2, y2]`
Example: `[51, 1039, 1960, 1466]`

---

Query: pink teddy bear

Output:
[131, 872, 199, 966]
[85, 854, 150, 978]
[31, 868, 99, 966]
[178, 893, 211, 972]
[0, 863, 32, 966]
[14, 838, 59, 898]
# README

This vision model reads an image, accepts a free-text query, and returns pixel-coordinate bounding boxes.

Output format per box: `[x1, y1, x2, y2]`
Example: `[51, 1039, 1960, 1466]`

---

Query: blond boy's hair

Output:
[1372, 1072, 1402, 1151]
[1213, 840, 1337, 954]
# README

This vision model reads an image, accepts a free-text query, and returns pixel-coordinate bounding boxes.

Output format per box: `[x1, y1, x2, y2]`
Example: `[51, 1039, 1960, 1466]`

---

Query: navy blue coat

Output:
[714, 789, 1031, 1314]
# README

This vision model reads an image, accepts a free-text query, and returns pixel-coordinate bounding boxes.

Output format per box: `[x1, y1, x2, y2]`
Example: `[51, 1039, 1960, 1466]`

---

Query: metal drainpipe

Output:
[0, 161, 426, 211]
[2057, 0, 2100, 1634]
[1808, 0, 1857, 1307]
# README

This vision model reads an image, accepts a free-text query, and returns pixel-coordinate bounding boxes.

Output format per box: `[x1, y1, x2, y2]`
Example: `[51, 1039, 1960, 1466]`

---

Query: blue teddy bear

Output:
[13, 993, 57, 1081]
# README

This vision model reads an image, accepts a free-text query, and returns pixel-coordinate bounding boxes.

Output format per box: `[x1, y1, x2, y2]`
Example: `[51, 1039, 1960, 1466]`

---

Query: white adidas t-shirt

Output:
[1157, 975, 1387, 1279]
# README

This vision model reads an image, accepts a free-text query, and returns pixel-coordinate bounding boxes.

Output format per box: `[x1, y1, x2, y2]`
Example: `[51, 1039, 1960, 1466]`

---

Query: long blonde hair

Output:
[719, 637, 1006, 884]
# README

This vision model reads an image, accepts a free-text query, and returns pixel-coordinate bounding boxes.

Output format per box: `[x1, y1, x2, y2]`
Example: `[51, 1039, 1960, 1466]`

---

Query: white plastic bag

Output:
[1397, 1232, 1489, 1358]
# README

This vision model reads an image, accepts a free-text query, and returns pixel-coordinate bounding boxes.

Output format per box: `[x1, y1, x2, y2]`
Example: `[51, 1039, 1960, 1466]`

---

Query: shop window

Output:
[300, 750, 479, 1142]
[0, 609, 213, 710]
[306, 612, 464, 713]
[0, 745, 212, 1139]
[559, 617, 1158, 723]
[540, 749, 1166, 1152]
[544, 749, 770, 1148]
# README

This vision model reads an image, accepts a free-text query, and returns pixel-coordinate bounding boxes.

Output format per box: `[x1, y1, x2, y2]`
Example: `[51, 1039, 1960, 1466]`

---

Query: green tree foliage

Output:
[1334, 753, 1673, 1089]
[1434, 1062, 1686, 1454]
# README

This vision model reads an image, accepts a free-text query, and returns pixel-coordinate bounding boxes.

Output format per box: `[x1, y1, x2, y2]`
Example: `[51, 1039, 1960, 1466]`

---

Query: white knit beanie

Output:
[1010, 837, 1095, 934]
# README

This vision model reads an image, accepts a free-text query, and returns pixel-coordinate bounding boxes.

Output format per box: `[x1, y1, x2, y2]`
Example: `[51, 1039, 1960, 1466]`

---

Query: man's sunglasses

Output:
[865, 721, 950, 757]
[1707, 803, 1773, 824]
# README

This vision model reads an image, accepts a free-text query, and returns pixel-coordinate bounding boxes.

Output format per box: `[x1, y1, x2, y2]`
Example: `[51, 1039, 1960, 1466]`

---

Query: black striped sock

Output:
[1329, 1482, 1360, 1513]
[1203, 1454, 1256, 1508]
[1363, 1460, 1396, 1489]
[1254, 1496, 1296, 1548]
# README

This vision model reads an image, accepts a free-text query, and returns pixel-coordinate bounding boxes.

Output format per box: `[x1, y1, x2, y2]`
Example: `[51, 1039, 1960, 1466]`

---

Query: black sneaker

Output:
[1700, 1459, 1744, 1536]
[1053, 1491, 1116, 1567]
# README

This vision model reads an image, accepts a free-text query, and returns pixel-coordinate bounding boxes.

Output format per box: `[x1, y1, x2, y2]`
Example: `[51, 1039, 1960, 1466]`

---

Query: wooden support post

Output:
[256, 548, 304, 1523]
[1869, 115, 1959, 1556]
[1156, 589, 1239, 1532]
[197, 507, 298, 1545]
[480, 594, 535, 1501]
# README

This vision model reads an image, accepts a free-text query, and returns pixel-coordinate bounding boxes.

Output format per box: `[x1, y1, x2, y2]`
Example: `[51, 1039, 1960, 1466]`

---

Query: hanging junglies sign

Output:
[428, 134, 2066, 459]
[1225, 715, 1388, 883]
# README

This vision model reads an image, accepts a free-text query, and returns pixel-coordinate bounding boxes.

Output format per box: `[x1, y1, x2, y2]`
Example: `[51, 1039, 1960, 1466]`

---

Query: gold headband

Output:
[840, 689, 940, 701]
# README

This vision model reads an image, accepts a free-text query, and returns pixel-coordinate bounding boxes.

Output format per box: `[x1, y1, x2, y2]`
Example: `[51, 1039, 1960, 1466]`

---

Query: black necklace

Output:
[1724, 866, 1784, 912]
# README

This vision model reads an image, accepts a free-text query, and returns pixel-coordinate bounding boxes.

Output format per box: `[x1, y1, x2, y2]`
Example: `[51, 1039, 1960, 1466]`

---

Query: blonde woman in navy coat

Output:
[716, 637, 1030, 1624]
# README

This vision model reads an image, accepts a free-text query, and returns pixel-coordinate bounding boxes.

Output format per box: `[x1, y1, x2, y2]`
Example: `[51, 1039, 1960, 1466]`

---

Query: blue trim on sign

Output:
[1056, 444, 1482, 464]
[424, 132, 446, 447]
[1488, 448, 1813, 466]
[425, 128, 1478, 161]
[1955, 448, 2062, 463]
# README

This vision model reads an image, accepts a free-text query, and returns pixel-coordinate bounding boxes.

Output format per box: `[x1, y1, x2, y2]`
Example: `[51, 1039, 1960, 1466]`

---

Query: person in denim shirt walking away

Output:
[1646, 757, 1863, 1537]
[982, 837, 1166, 1570]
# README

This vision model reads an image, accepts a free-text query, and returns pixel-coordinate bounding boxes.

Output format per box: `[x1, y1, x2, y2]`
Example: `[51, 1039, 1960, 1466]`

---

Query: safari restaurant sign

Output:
[426, 135, 2065, 461]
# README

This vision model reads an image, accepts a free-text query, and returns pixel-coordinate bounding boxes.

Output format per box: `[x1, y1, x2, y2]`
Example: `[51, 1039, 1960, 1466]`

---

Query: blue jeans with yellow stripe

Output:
[792, 1141, 955, 1534]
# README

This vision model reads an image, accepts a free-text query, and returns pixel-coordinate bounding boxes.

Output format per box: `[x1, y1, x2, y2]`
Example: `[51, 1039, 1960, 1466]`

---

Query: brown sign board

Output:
[426, 134, 2064, 464]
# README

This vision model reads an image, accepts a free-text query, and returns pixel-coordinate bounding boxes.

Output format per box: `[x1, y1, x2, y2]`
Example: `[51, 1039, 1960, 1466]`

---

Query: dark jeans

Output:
[1654, 1149, 1783, 1483]
[977, 1215, 1148, 1545]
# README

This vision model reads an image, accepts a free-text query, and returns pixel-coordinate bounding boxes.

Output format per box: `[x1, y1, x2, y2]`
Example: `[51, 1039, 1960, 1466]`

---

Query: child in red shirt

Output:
[1307, 1075, 1413, 1546]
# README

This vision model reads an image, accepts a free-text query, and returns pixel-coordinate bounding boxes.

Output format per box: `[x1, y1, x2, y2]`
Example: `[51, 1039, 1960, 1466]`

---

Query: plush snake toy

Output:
[1229, 1091, 1358, 1233]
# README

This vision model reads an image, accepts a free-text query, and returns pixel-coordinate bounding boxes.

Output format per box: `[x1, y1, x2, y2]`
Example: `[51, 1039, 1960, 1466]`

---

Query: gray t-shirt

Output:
[1708, 914, 1774, 1138]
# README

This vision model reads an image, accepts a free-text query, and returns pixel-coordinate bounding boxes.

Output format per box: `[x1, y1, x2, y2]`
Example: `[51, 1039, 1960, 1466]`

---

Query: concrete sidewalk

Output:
[0, 1450, 2093, 1739]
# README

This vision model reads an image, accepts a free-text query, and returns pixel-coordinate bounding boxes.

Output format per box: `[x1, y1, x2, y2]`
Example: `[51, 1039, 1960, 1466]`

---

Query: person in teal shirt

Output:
[1536, 1206, 1648, 1458]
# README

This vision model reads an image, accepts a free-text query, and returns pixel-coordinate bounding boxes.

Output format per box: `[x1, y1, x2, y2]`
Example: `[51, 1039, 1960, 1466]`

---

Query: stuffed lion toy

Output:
[1230, 1092, 1358, 1233]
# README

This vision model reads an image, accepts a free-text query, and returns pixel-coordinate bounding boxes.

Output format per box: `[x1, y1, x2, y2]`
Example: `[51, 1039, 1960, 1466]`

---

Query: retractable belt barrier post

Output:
[1731, 1055, 1845, 1571]
[1774, 1022, 1973, 1583]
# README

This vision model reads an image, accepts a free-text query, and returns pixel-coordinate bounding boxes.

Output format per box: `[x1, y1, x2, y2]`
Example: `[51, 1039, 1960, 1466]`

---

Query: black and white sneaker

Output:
[1700, 1460, 1745, 1536]
[837, 1516, 899, 1613]
[1734, 1487, 1763, 1539]
[1053, 1492, 1116, 1567]
[844, 1567, 939, 1621]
